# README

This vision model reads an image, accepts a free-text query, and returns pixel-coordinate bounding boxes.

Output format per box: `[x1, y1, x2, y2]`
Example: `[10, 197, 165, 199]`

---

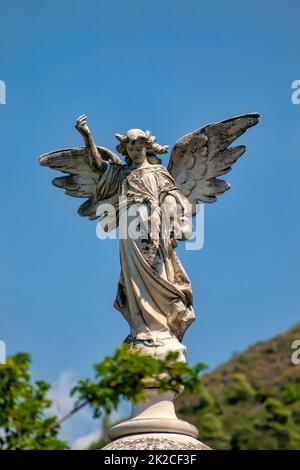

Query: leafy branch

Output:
[0, 346, 206, 449]
[70, 344, 206, 418]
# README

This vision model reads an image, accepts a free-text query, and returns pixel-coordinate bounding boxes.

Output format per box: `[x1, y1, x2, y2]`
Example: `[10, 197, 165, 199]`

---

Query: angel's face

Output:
[126, 137, 148, 165]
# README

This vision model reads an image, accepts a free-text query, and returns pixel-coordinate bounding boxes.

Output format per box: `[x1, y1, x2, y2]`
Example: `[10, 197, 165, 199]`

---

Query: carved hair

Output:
[115, 129, 169, 165]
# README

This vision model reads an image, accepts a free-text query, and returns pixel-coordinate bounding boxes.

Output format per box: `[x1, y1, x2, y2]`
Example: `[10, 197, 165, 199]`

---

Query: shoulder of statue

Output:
[156, 165, 176, 182]
[106, 161, 129, 174]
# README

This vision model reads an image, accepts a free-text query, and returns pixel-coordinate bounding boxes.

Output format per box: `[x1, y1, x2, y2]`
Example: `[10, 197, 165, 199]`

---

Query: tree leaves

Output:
[72, 344, 206, 419]
[0, 347, 206, 449]
[0, 353, 67, 450]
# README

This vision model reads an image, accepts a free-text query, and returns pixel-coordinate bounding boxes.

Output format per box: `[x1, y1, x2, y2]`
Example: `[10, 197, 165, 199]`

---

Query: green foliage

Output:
[4, 324, 299, 450]
[281, 382, 300, 404]
[252, 398, 300, 449]
[180, 384, 300, 450]
[264, 397, 291, 423]
[197, 411, 228, 446]
[226, 373, 256, 404]
[72, 344, 206, 419]
[178, 323, 300, 450]
[230, 425, 258, 450]
[0, 346, 205, 450]
[0, 353, 67, 450]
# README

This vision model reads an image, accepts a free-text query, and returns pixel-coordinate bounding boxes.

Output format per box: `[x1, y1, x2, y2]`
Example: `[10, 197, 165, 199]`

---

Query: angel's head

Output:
[115, 129, 169, 166]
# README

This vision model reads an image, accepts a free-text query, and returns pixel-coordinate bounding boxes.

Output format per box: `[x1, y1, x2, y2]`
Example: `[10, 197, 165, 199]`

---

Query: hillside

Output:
[177, 323, 300, 449]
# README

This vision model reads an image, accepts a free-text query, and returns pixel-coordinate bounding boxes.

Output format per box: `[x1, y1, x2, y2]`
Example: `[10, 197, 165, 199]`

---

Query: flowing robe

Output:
[96, 163, 195, 344]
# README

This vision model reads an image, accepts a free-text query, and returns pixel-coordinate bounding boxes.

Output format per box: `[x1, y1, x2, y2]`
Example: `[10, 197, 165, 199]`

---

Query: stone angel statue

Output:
[40, 113, 259, 361]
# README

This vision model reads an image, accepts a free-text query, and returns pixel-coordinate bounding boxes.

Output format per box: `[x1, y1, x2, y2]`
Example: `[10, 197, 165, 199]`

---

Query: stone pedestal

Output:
[102, 388, 210, 450]
[103, 433, 210, 450]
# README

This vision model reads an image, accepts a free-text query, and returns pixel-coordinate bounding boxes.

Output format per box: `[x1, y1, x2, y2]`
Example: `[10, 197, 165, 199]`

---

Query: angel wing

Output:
[39, 146, 122, 219]
[168, 113, 260, 214]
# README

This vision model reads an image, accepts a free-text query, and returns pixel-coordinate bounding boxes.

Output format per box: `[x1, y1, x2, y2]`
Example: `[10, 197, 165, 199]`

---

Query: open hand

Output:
[75, 114, 90, 136]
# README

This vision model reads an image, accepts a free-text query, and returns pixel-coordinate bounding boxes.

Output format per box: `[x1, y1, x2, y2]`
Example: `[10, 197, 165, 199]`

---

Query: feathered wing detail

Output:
[168, 113, 260, 214]
[39, 146, 122, 219]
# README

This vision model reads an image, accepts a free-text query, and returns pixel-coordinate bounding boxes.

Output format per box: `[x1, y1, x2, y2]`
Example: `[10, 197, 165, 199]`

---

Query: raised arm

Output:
[75, 115, 107, 173]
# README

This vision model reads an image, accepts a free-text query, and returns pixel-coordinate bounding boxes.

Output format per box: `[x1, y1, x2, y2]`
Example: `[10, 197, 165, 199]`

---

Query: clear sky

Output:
[0, 0, 299, 447]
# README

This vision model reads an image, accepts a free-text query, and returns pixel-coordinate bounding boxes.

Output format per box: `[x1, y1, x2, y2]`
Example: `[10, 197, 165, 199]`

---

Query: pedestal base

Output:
[110, 388, 198, 440]
[103, 388, 210, 450]
[110, 416, 198, 440]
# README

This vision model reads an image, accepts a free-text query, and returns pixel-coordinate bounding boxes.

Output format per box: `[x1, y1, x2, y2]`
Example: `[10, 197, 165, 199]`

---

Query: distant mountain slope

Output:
[177, 323, 300, 449]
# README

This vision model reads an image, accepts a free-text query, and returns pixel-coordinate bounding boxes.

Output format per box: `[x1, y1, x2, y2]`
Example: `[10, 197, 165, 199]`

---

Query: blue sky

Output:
[1, 0, 300, 447]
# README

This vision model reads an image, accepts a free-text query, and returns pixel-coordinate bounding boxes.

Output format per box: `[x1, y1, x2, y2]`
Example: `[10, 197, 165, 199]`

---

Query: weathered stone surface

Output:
[102, 433, 211, 450]
[40, 113, 259, 361]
